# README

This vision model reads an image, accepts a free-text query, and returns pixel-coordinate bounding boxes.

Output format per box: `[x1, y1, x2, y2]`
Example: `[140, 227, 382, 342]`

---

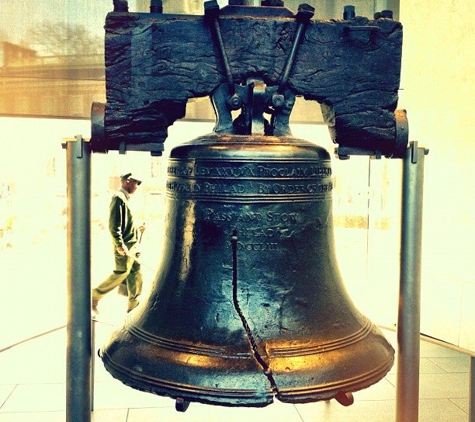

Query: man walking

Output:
[92, 172, 145, 314]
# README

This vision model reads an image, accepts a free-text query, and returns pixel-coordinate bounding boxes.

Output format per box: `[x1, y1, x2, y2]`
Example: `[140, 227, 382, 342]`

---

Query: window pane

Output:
[0, 1, 398, 120]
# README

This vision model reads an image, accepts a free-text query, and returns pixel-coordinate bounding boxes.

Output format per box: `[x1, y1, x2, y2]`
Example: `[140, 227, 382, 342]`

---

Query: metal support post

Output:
[396, 141, 428, 422]
[471, 356, 475, 422]
[65, 135, 92, 422]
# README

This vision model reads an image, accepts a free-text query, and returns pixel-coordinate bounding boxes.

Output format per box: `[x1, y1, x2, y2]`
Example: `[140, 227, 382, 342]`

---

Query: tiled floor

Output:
[0, 302, 471, 422]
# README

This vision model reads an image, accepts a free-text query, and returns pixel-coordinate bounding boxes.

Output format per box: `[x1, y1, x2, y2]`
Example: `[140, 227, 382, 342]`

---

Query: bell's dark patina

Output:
[97, 0, 403, 411]
[100, 132, 394, 407]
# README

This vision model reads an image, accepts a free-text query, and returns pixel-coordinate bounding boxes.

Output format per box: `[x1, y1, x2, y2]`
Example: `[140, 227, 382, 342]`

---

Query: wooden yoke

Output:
[91, 2, 406, 158]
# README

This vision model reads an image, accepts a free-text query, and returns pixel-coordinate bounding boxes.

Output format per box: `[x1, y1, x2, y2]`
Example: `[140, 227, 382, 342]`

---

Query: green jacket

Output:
[109, 188, 138, 248]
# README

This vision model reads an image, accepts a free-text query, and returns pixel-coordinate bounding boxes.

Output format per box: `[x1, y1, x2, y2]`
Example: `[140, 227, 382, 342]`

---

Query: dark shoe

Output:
[92, 299, 100, 314]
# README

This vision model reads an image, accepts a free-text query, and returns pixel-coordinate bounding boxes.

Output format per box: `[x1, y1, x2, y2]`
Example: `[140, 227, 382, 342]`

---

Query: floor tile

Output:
[0, 411, 65, 422]
[0, 247, 67, 352]
[419, 357, 449, 374]
[93, 380, 172, 410]
[420, 340, 465, 358]
[297, 397, 470, 422]
[0, 330, 66, 385]
[418, 373, 469, 400]
[351, 378, 395, 401]
[128, 400, 303, 422]
[0, 322, 472, 421]
[386, 372, 470, 400]
[428, 356, 470, 373]
[295, 399, 395, 422]
[418, 398, 468, 422]
[450, 398, 469, 415]
[0, 386, 15, 409]
[91, 408, 128, 422]
[0, 383, 65, 413]
[0, 409, 128, 422]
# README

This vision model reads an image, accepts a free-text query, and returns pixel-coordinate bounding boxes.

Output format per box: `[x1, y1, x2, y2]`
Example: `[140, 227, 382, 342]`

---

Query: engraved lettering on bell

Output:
[167, 163, 332, 179]
[235, 241, 279, 252]
[257, 181, 333, 195]
[101, 133, 395, 408]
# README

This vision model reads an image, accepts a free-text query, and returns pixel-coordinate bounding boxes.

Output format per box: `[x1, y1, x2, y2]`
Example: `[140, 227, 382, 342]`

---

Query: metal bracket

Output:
[277, 3, 314, 94]
[396, 140, 428, 422]
[335, 109, 410, 160]
[206, 1, 312, 138]
[409, 141, 430, 164]
[211, 80, 295, 136]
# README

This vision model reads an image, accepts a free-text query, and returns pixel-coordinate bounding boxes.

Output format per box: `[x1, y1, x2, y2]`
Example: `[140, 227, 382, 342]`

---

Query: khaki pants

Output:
[92, 244, 143, 310]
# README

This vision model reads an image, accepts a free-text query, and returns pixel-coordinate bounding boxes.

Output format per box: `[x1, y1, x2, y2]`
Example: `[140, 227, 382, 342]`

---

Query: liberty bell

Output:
[100, 83, 394, 410]
[97, 0, 400, 412]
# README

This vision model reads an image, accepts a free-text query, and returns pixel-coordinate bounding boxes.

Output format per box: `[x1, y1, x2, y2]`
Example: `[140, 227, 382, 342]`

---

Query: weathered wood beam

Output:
[97, 6, 403, 156]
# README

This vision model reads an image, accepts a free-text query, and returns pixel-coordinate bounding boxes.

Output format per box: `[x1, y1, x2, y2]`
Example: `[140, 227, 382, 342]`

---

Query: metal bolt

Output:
[113, 0, 129, 12]
[261, 0, 285, 6]
[150, 0, 163, 13]
[271, 93, 285, 108]
[381, 10, 393, 19]
[204, 0, 220, 20]
[343, 5, 356, 20]
[227, 94, 242, 110]
[296, 3, 315, 24]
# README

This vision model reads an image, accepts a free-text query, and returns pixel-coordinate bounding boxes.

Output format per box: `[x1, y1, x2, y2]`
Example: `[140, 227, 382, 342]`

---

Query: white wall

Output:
[2, 0, 474, 352]
[399, 0, 475, 351]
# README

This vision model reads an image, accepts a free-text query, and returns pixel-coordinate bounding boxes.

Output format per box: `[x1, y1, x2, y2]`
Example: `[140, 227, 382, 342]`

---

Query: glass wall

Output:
[1, 0, 403, 348]
[0, 0, 398, 120]
[0, 2, 111, 118]
[0, 114, 401, 349]
[399, 0, 475, 351]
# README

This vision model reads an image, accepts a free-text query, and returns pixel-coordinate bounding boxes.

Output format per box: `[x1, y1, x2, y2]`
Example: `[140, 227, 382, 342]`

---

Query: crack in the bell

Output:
[230, 229, 279, 395]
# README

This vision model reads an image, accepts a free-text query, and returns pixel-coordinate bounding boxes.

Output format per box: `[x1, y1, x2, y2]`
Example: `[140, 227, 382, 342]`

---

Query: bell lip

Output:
[100, 323, 395, 408]
[101, 351, 275, 407]
[101, 348, 394, 407]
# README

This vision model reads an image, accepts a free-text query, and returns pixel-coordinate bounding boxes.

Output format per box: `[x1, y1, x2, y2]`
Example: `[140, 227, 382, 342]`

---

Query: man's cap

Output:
[120, 172, 142, 185]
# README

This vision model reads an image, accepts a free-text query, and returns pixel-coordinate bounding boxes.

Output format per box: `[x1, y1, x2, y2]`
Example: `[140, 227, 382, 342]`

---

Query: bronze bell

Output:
[100, 132, 394, 409]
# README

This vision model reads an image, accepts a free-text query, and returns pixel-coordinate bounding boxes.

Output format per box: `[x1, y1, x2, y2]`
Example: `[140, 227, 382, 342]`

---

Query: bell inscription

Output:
[100, 133, 394, 407]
